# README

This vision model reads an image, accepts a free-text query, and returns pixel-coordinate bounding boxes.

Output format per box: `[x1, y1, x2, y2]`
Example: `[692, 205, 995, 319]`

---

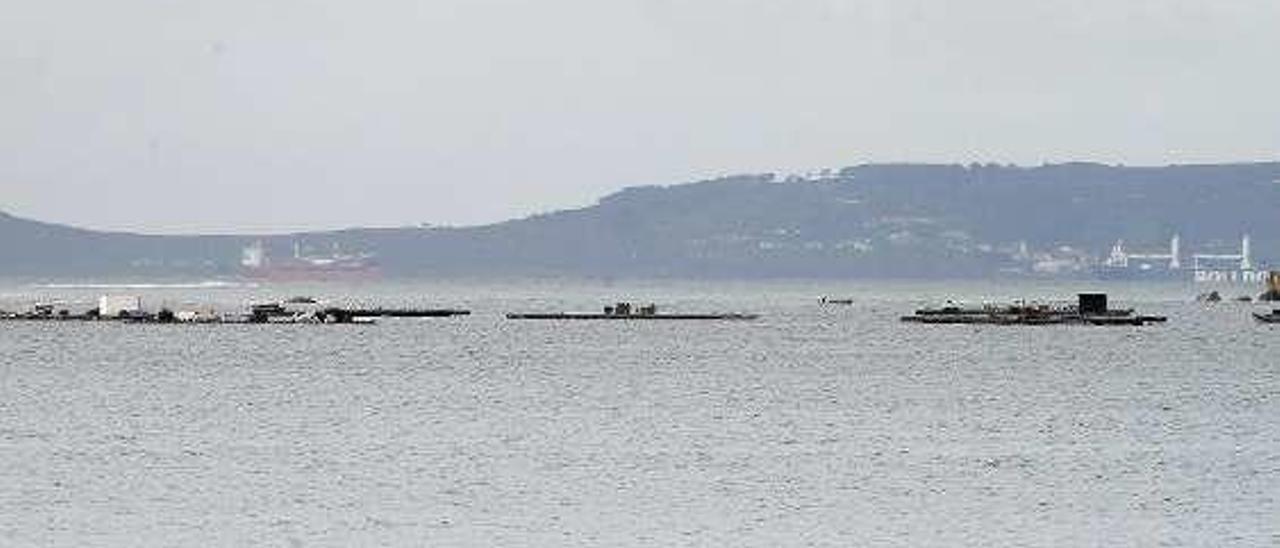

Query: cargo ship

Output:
[240, 241, 380, 282]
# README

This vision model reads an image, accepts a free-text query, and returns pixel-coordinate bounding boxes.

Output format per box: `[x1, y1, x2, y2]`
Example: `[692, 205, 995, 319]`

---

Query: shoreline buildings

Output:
[1101, 234, 1267, 283]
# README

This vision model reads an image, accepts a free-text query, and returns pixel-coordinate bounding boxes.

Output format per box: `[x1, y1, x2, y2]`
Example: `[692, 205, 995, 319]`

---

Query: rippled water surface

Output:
[2, 280, 1278, 546]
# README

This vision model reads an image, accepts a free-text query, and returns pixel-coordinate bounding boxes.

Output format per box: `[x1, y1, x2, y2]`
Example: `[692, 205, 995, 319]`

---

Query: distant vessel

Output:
[240, 241, 379, 282]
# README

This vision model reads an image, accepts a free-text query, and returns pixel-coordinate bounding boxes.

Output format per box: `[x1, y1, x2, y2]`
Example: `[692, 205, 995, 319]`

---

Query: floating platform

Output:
[335, 308, 470, 319]
[901, 293, 1167, 326]
[249, 303, 468, 323]
[506, 312, 758, 321]
[901, 312, 1167, 326]
[1, 297, 470, 325]
[267, 307, 468, 323]
[507, 302, 758, 321]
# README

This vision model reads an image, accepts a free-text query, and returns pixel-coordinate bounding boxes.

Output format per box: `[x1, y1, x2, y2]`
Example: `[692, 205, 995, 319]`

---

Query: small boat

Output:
[820, 297, 854, 305]
[1254, 310, 1280, 323]
[1196, 291, 1222, 303]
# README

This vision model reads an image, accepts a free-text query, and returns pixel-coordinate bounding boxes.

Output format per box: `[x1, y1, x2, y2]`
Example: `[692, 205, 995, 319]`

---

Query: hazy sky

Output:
[3, 0, 1279, 233]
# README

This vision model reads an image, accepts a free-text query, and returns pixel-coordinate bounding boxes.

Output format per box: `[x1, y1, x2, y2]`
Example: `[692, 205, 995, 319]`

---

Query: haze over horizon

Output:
[4, 0, 1279, 234]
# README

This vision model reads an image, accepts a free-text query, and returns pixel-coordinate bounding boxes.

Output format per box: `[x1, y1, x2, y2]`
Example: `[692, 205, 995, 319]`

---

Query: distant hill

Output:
[3, 162, 1279, 279]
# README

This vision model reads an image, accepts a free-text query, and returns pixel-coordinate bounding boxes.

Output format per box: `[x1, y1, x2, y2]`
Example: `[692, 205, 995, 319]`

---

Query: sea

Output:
[1, 279, 1277, 547]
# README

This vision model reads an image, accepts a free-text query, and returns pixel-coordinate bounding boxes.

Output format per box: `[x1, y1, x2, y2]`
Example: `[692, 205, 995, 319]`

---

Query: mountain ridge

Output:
[3, 162, 1278, 279]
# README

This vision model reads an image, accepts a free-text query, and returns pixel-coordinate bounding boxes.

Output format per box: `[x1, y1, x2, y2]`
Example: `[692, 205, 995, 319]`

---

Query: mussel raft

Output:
[901, 293, 1168, 326]
[0, 300, 470, 325]
[506, 302, 758, 321]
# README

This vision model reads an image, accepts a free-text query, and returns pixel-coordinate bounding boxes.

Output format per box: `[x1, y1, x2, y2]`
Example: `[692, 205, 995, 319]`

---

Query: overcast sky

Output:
[3, 0, 1278, 233]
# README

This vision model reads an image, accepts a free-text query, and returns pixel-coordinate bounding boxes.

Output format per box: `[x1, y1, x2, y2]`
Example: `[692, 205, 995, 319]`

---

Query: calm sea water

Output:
[1, 279, 1277, 547]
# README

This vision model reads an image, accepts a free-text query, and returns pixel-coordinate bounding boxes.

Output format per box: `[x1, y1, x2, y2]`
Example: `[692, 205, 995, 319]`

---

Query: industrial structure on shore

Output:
[1101, 234, 1267, 283]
